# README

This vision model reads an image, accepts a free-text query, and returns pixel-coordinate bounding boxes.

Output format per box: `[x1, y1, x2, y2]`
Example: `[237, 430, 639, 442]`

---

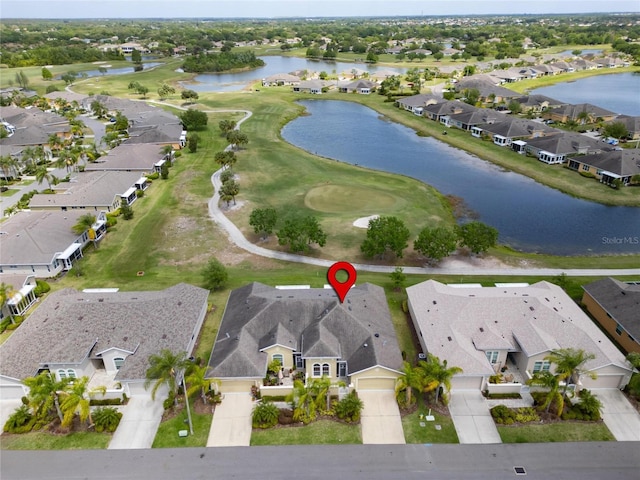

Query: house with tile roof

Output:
[407, 280, 633, 392]
[0, 210, 106, 278]
[582, 278, 640, 355]
[0, 284, 209, 399]
[207, 282, 403, 394]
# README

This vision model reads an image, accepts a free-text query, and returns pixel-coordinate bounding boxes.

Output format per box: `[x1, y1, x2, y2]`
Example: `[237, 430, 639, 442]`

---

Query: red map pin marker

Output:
[327, 261, 357, 303]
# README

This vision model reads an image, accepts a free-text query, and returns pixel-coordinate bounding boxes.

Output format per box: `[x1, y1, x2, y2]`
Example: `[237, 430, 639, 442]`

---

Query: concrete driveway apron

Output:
[449, 391, 502, 444]
[207, 393, 253, 447]
[359, 390, 405, 444]
[108, 394, 165, 449]
[594, 389, 640, 441]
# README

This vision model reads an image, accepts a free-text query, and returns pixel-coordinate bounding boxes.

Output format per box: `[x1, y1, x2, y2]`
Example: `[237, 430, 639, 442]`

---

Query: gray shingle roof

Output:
[0, 284, 209, 381]
[29, 171, 142, 209]
[575, 150, 640, 177]
[0, 210, 91, 266]
[525, 132, 601, 155]
[407, 280, 631, 377]
[208, 282, 402, 379]
[84, 143, 166, 172]
[583, 278, 640, 340]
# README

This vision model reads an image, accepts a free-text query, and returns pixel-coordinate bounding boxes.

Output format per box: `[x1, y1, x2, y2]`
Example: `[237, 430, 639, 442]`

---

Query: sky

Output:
[1, 0, 639, 19]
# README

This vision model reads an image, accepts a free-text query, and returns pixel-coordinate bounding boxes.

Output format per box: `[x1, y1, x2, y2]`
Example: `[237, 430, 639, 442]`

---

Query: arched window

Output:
[67, 369, 77, 379]
[114, 357, 125, 370]
[57, 369, 67, 380]
[272, 354, 284, 367]
[312, 363, 321, 377]
[322, 363, 330, 377]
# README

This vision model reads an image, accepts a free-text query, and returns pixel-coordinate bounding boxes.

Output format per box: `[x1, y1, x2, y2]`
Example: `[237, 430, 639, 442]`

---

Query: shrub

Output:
[90, 397, 123, 406]
[489, 374, 504, 384]
[163, 391, 175, 410]
[146, 172, 160, 180]
[92, 407, 122, 433]
[0, 318, 12, 333]
[3, 405, 33, 433]
[34, 280, 50, 296]
[135, 189, 144, 198]
[220, 169, 235, 184]
[252, 400, 279, 429]
[491, 405, 539, 424]
[174, 151, 182, 158]
[106, 216, 117, 228]
[334, 392, 363, 423]
[579, 171, 596, 179]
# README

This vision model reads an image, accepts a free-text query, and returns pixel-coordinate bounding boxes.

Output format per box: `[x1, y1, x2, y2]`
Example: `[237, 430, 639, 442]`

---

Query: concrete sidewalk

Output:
[594, 389, 640, 441]
[108, 394, 165, 449]
[359, 390, 405, 444]
[449, 391, 502, 444]
[207, 393, 253, 447]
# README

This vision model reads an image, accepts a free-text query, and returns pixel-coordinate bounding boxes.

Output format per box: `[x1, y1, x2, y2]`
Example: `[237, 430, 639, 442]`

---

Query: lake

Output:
[281, 100, 640, 255]
[183, 56, 406, 92]
[531, 72, 640, 116]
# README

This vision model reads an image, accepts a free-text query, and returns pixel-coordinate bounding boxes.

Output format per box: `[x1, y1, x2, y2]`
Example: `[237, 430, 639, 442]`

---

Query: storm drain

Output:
[514, 466, 527, 475]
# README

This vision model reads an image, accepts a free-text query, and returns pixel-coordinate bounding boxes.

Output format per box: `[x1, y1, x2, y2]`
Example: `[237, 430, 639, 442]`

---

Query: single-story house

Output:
[85, 143, 172, 173]
[292, 80, 334, 94]
[480, 118, 554, 146]
[423, 100, 475, 124]
[0, 283, 209, 400]
[339, 80, 377, 94]
[0, 210, 106, 278]
[29, 170, 147, 212]
[608, 115, 640, 140]
[582, 278, 640, 355]
[0, 106, 71, 138]
[567, 150, 640, 186]
[448, 107, 506, 132]
[262, 73, 301, 87]
[396, 94, 441, 114]
[124, 123, 186, 149]
[524, 132, 602, 164]
[207, 282, 403, 394]
[513, 94, 566, 113]
[0, 273, 38, 321]
[455, 78, 522, 104]
[406, 280, 633, 392]
[569, 59, 599, 71]
[546, 103, 617, 124]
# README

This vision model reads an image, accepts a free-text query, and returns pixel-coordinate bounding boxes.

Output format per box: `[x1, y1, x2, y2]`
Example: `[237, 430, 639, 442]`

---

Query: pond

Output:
[281, 100, 640, 255]
[56, 62, 163, 80]
[531, 72, 640, 116]
[182, 56, 407, 92]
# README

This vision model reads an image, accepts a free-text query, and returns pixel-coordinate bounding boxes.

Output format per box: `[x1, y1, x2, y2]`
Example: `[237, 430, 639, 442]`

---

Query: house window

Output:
[114, 357, 125, 370]
[272, 354, 284, 366]
[57, 369, 67, 380]
[583, 165, 590, 172]
[485, 351, 499, 364]
[293, 353, 303, 369]
[312, 363, 321, 377]
[533, 361, 551, 373]
[322, 363, 330, 376]
[615, 324, 623, 336]
[57, 369, 77, 380]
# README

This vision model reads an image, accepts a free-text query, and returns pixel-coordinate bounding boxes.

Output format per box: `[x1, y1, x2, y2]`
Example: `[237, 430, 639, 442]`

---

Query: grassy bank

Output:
[333, 91, 640, 207]
[250, 419, 362, 445]
[497, 422, 615, 443]
[0, 431, 111, 450]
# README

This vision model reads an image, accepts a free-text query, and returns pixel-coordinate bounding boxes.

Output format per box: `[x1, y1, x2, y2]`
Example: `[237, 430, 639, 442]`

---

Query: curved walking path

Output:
[64, 88, 640, 277]
[205, 109, 640, 277]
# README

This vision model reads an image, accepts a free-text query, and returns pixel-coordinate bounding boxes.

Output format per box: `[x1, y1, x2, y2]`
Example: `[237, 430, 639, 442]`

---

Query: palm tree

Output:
[23, 372, 68, 423]
[59, 376, 106, 428]
[286, 379, 317, 424]
[35, 165, 56, 191]
[545, 348, 597, 399]
[527, 370, 564, 415]
[72, 213, 96, 235]
[0, 282, 18, 318]
[0, 155, 17, 180]
[144, 349, 190, 406]
[395, 361, 423, 406]
[48, 134, 64, 156]
[185, 364, 220, 405]
[309, 376, 332, 412]
[419, 354, 462, 405]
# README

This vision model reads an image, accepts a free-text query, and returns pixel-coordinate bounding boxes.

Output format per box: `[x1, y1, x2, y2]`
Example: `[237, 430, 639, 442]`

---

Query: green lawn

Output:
[152, 408, 213, 448]
[0, 431, 111, 450]
[250, 419, 362, 445]
[497, 422, 615, 443]
[402, 406, 459, 444]
[1, 188, 19, 197]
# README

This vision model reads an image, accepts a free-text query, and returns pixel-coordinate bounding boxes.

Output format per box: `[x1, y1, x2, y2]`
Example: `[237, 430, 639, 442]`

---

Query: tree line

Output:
[182, 51, 265, 73]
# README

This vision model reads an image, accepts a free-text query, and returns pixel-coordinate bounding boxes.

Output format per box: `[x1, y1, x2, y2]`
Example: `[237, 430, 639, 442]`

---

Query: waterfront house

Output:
[84, 143, 172, 173]
[524, 132, 602, 164]
[567, 149, 640, 186]
[546, 103, 617, 124]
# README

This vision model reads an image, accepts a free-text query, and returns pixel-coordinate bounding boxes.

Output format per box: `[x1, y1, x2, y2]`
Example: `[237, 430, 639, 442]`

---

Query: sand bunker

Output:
[352, 215, 379, 228]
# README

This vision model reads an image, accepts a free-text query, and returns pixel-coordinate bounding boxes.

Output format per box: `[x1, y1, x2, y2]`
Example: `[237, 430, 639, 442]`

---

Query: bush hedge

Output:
[491, 405, 539, 424]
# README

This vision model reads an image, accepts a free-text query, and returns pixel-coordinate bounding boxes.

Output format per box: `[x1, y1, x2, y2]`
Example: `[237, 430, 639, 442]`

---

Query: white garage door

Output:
[581, 375, 624, 389]
[451, 375, 484, 391]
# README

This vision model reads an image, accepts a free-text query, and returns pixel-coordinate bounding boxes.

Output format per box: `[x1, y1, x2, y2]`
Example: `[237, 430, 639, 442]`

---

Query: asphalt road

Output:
[2, 443, 639, 480]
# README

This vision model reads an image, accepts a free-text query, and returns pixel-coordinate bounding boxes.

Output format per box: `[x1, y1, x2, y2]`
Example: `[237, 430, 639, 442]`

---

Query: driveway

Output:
[448, 391, 502, 444]
[594, 389, 640, 441]
[207, 392, 253, 447]
[108, 394, 165, 449]
[358, 390, 405, 444]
